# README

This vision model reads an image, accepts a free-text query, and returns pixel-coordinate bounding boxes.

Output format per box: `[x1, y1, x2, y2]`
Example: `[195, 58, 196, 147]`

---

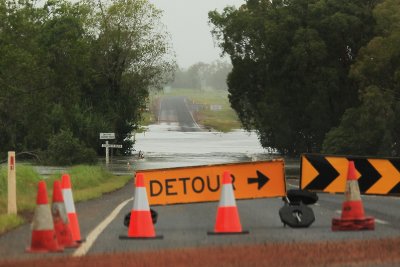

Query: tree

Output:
[209, 0, 378, 155]
[0, 0, 50, 154]
[86, 0, 175, 154]
[0, 0, 175, 162]
[322, 86, 395, 155]
[169, 60, 232, 90]
[323, 0, 400, 156]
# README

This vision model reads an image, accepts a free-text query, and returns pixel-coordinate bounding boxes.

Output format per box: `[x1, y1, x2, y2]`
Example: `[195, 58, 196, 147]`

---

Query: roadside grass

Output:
[151, 88, 242, 132]
[0, 214, 24, 235]
[199, 109, 242, 132]
[0, 164, 131, 234]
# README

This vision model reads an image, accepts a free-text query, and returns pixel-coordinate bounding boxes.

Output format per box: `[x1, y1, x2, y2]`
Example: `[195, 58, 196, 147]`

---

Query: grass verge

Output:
[0, 164, 131, 235]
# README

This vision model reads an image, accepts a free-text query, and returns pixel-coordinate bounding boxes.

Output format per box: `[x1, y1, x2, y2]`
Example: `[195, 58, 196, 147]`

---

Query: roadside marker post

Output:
[7, 151, 17, 214]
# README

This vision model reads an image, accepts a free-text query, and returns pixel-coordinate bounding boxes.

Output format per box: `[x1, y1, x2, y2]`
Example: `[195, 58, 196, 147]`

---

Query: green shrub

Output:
[46, 130, 97, 165]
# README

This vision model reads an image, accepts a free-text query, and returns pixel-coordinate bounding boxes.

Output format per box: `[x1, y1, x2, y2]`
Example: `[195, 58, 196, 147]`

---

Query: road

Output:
[157, 95, 201, 132]
[0, 96, 399, 265]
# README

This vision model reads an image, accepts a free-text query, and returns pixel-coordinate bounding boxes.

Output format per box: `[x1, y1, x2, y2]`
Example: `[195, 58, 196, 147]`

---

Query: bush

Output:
[46, 130, 97, 165]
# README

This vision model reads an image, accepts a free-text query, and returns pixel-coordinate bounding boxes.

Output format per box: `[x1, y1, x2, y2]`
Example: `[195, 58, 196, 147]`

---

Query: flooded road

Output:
[106, 95, 290, 176]
[121, 94, 274, 170]
[130, 123, 275, 171]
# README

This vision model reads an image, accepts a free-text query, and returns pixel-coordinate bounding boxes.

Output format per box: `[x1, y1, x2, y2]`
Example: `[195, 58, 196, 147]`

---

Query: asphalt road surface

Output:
[157, 96, 201, 132]
[0, 95, 399, 265]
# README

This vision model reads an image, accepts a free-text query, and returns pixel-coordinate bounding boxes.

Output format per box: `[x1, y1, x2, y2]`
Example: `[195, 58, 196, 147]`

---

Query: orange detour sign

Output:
[137, 159, 286, 205]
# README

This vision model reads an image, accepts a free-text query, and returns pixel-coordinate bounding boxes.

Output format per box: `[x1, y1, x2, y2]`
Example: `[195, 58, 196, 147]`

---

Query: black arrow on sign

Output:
[388, 159, 400, 194]
[247, 170, 270, 190]
[304, 154, 339, 190]
[350, 158, 381, 193]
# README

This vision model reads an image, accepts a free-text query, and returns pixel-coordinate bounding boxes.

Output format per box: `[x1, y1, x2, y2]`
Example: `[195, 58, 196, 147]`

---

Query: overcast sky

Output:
[149, 0, 245, 69]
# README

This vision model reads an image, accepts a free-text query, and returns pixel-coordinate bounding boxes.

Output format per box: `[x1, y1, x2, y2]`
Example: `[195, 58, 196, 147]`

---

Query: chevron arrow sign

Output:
[300, 153, 400, 196]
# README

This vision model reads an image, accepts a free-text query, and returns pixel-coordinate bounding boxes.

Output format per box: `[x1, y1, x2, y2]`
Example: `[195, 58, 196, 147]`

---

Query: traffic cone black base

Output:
[332, 217, 375, 231]
[119, 235, 164, 240]
[207, 231, 249, 235]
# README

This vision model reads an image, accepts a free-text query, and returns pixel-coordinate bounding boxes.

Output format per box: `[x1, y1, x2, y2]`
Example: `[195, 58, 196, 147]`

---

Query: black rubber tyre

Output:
[279, 203, 315, 228]
[285, 189, 318, 205]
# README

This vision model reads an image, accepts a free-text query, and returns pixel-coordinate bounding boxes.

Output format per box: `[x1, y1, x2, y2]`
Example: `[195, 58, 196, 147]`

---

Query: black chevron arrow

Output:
[388, 159, 400, 194]
[350, 158, 381, 193]
[304, 154, 339, 190]
[247, 170, 270, 190]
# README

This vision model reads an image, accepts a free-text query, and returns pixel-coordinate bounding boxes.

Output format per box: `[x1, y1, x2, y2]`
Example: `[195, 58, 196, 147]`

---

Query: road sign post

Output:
[101, 141, 122, 165]
[8, 151, 17, 214]
[99, 133, 122, 165]
[100, 133, 115, 140]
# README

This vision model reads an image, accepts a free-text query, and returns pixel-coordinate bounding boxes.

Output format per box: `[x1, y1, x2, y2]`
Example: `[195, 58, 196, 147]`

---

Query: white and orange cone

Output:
[52, 180, 79, 248]
[27, 181, 63, 253]
[119, 173, 163, 239]
[332, 161, 375, 231]
[208, 171, 249, 235]
[61, 174, 84, 242]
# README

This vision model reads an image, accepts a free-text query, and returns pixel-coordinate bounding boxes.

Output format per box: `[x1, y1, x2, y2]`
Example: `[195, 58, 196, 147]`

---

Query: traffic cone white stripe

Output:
[219, 184, 236, 207]
[345, 182, 361, 201]
[133, 187, 150, 211]
[51, 202, 69, 224]
[32, 205, 54, 230]
[62, 188, 76, 213]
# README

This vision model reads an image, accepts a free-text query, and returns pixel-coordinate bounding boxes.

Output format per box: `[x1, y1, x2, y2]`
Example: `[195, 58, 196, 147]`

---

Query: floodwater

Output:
[110, 123, 278, 174]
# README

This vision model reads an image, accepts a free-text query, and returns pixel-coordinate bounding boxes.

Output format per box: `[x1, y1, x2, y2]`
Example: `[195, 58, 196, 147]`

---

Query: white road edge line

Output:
[335, 210, 389, 225]
[184, 98, 201, 129]
[73, 197, 133, 257]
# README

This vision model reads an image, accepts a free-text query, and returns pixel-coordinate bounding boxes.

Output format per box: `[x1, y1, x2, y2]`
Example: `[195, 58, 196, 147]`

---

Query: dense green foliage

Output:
[209, 0, 400, 156]
[323, 0, 400, 156]
[0, 0, 175, 164]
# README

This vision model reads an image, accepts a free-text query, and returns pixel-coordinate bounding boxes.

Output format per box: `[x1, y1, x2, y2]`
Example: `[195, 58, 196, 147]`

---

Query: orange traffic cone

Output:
[61, 174, 84, 242]
[208, 171, 249, 235]
[26, 181, 63, 253]
[119, 173, 163, 239]
[332, 161, 375, 231]
[52, 180, 79, 248]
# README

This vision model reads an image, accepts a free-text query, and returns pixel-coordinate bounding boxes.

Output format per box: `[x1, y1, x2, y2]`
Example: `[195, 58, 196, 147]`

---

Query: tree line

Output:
[0, 0, 175, 164]
[209, 0, 400, 156]
[169, 60, 232, 90]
